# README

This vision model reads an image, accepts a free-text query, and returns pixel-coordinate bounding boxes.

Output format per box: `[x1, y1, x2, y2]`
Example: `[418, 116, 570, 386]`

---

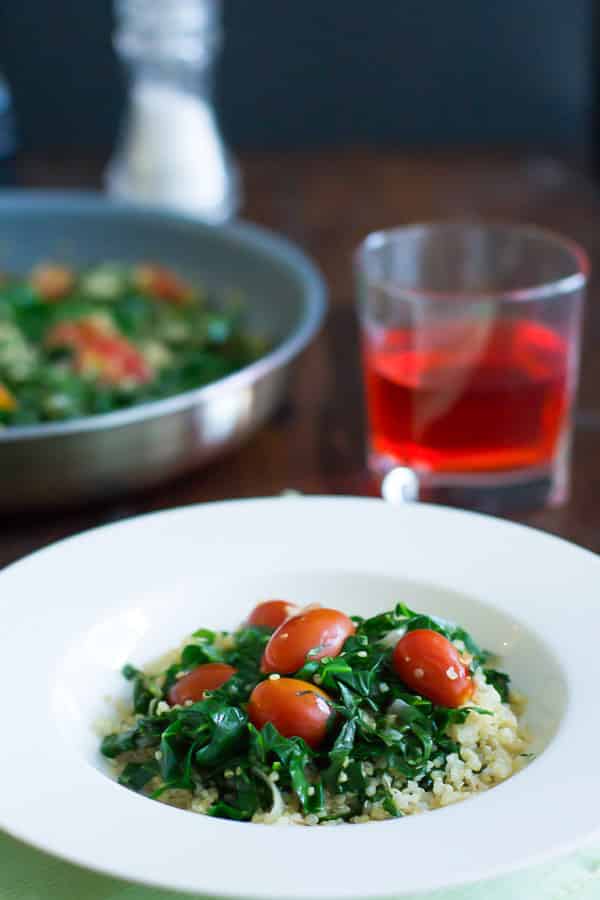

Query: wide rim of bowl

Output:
[0, 190, 327, 442]
[0, 496, 599, 899]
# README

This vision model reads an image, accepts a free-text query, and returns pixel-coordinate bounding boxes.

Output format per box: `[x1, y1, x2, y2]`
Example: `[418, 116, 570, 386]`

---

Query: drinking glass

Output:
[355, 223, 589, 512]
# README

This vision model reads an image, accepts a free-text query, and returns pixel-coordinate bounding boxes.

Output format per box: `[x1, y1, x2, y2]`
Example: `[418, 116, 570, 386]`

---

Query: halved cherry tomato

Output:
[246, 600, 300, 630]
[133, 264, 193, 306]
[261, 607, 356, 674]
[248, 677, 333, 749]
[0, 383, 16, 412]
[47, 317, 153, 386]
[167, 662, 237, 706]
[30, 263, 75, 301]
[392, 629, 473, 708]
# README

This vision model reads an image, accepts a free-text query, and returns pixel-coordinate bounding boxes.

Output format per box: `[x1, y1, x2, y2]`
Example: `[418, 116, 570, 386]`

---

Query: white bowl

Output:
[0, 497, 598, 899]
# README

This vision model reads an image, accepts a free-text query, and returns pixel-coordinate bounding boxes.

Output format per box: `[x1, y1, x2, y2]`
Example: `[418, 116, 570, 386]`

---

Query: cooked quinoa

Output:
[99, 601, 529, 825]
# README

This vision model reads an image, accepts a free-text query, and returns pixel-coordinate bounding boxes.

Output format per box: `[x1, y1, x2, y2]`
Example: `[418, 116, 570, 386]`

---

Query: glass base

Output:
[371, 451, 569, 514]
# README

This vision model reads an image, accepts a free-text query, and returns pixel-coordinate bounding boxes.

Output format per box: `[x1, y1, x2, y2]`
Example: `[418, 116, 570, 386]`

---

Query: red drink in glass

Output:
[356, 224, 587, 510]
[363, 319, 569, 476]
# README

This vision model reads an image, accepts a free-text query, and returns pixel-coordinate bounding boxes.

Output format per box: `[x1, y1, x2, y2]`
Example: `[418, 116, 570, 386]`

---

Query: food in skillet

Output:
[0, 262, 266, 426]
[99, 600, 529, 824]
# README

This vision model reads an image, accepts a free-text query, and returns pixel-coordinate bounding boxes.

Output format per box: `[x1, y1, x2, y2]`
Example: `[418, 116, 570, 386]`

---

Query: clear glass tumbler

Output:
[355, 224, 589, 513]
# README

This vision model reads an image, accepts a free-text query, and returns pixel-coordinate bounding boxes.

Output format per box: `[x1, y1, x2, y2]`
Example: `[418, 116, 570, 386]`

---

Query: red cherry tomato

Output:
[167, 662, 237, 705]
[246, 600, 300, 630]
[261, 607, 356, 674]
[133, 264, 193, 305]
[30, 263, 75, 301]
[392, 629, 473, 708]
[248, 677, 333, 749]
[46, 317, 152, 386]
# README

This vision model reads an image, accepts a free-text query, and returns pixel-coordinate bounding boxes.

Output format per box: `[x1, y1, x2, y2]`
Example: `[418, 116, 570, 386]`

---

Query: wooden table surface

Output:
[2, 150, 600, 568]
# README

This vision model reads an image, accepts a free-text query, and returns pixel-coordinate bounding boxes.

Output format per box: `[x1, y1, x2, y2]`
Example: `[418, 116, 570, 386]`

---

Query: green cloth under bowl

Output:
[1, 832, 599, 900]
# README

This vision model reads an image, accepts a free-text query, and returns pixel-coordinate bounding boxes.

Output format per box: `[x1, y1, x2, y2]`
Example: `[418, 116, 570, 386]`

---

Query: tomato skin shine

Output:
[392, 629, 473, 708]
[167, 663, 237, 705]
[246, 600, 300, 630]
[261, 607, 356, 674]
[248, 677, 333, 748]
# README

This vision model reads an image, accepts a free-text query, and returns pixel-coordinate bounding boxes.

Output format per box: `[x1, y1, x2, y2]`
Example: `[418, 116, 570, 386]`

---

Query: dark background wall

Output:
[0, 0, 594, 154]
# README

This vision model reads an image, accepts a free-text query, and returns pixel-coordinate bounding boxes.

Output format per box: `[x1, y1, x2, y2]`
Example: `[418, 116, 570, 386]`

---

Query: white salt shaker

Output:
[105, 0, 240, 223]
